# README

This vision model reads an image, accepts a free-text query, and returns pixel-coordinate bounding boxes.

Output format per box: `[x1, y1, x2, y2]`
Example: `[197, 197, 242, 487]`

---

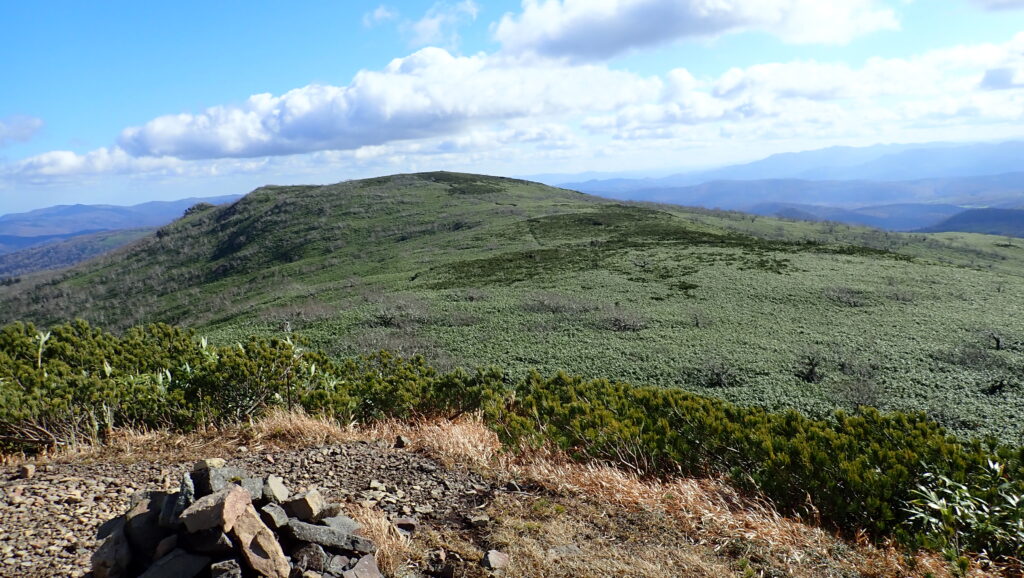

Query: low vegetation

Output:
[1, 320, 1021, 571]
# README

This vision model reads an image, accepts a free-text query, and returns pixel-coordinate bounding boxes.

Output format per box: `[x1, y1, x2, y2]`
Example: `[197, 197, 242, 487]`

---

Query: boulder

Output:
[179, 485, 251, 534]
[260, 502, 290, 530]
[283, 488, 326, 522]
[125, 491, 170, 562]
[181, 527, 234, 554]
[229, 505, 291, 578]
[192, 466, 262, 498]
[263, 475, 290, 503]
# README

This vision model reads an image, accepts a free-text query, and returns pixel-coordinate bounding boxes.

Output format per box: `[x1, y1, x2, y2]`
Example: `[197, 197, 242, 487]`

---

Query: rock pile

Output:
[91, 458, 385, 578]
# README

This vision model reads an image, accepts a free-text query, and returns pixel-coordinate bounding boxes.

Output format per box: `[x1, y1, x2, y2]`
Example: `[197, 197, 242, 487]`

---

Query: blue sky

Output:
[2, 0, 1024, 213]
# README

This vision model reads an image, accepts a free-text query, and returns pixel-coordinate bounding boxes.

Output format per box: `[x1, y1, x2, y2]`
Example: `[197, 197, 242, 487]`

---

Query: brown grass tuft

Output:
[346, 503, 419, 575]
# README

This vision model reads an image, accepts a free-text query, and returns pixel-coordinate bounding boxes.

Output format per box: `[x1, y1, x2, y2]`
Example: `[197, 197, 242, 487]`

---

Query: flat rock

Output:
[179, 485, 251, 534]
[321, 515, 361, 535]
[192, 466, 261, 498]
[285, 520, 377, 554]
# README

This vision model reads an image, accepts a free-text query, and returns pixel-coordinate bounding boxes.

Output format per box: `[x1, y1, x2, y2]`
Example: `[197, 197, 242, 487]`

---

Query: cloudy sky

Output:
[2, 0, 1024, 213]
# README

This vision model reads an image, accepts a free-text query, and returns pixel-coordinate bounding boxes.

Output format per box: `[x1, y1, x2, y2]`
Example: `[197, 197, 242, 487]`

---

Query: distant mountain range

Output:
[922, 209, 1024, 237]
[0, 195, 242, 276]
[559, 140, 1024, 236]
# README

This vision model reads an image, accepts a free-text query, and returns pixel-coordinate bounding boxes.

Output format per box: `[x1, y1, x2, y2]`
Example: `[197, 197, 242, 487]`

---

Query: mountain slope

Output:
[922, 208, 1024, 237]
[2, 172, 1022, 443]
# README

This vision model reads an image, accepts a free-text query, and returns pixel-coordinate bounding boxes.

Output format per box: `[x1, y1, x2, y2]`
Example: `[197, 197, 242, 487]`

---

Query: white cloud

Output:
[363, 5, 399, 27]
[494, 0, 899, 61]
[117, 47, 658, 160]
[0, 116, 44, 147]
[405, 1, 480, 48]
[970, 0, 1024, 9]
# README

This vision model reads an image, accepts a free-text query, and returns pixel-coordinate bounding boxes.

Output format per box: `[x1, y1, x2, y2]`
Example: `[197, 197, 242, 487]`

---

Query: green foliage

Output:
[1, 319, 1022, 560]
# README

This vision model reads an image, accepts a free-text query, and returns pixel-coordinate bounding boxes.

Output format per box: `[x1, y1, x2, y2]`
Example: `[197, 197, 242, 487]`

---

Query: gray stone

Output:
[261, 502, 290, 530]
[157, 492, 185, 528]
[292, 543, 329, 572]
[179, 485, 251, 534]
[192, 466, 257, 497]
[139, 548, 210, 578]
[182, 527, 234, 554]
[283, 488, 326, 522]
[230, 506, 291, 578]
[341, 554, 383, 578]
[321, 515, 361, 535]
[391, 517, 417, 535]
[468, 513, 489, 528]
[175, 472, 196, 515]
[210, 558, 243, 578]
[285, 520, 377, 554]
[327, 555, 353, 574]
[18, 464, 35, 479]
[91, 517, 131, 578]
[125, 491, 170, 562]
[394, 435, 412, 449]
[482, 550, 510, 570]
[263, 475, 291, 503]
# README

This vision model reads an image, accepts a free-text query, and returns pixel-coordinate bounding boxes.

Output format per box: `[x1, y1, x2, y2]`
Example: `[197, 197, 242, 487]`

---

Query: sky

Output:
[2, 0, 1024, 214]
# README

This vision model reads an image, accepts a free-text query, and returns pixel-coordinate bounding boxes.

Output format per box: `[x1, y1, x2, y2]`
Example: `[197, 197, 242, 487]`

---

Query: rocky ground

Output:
[0, 418, 962, 578]
[0, 438, 498, 577]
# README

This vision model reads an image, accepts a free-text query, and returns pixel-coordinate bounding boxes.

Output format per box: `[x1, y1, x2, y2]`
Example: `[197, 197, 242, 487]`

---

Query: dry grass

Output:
[5, 410, 969, 577]
[346, 502, 419, 575]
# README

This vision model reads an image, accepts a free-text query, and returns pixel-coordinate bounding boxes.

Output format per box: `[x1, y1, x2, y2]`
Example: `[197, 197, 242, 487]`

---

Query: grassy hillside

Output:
[2, 172, 1022, 442]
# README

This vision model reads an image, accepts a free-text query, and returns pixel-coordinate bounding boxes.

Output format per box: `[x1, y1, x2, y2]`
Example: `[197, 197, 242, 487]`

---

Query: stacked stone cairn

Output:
[91, 458, 384, 578]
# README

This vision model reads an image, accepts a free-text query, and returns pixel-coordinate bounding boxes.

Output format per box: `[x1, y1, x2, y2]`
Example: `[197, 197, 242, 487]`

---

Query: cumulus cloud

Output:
[118, 47, 658, 160]
[0, 115, 44, 147]
[494, 0, 899, 61]
[404, 1, 479, 48]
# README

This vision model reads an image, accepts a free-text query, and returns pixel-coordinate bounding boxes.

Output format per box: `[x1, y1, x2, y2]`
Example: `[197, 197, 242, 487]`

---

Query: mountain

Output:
[0, 194, 242, 237]
[567, 173, 1024, 221]
[921, 208, 1024, 237]
[562, 140, 1024, 193]
[0, 227, 154, 278]
[746, 202, 965, 231]
[1, 172, 1022, 443]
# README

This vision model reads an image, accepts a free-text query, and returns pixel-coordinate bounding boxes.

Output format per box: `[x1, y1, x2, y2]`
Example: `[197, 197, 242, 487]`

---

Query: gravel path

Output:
[0, 441, 495, 577]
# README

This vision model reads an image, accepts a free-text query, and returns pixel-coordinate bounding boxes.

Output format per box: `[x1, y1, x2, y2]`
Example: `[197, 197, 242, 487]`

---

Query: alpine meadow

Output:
[3, 1, 1024, 576]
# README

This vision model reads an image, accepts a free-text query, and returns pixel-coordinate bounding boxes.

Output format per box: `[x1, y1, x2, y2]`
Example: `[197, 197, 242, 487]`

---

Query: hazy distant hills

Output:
[559, 141, 1024, 235]
[0, 195, 242, 274]
[0, 195, 242, 238]
[0, 228, 154, 278]
[921, 208, 1024, 237]
[562, 140, 1024, 192]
